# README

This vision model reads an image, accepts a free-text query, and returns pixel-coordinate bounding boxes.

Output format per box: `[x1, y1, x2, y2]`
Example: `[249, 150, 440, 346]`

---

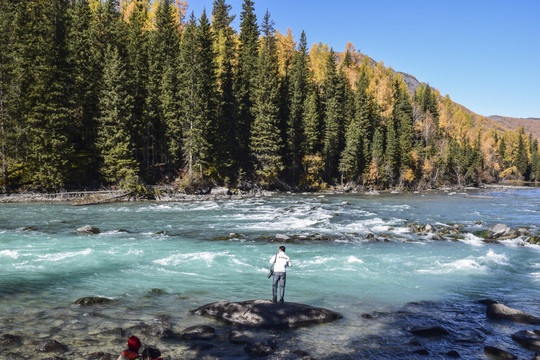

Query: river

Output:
[1, 186, 539, 359]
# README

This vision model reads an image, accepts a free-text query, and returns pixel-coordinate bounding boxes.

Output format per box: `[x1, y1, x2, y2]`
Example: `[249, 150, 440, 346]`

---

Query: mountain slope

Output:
[489, 115, 540, 139]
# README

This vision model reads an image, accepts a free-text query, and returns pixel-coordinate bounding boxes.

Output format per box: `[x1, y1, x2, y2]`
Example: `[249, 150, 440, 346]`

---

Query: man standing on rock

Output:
[270, 246, 292, 304]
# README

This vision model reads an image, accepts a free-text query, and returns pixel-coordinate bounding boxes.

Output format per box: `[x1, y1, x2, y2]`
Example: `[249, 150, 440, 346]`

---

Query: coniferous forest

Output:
[1, 0, 539, 193]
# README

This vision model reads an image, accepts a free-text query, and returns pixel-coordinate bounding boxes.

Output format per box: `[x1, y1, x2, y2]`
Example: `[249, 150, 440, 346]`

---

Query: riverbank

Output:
[0, 182, 536, 204]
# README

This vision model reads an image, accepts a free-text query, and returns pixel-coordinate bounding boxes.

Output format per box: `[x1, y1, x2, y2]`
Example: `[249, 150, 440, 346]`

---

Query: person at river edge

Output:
[117, 335, 142, 360]
[270, 246, 292, 304]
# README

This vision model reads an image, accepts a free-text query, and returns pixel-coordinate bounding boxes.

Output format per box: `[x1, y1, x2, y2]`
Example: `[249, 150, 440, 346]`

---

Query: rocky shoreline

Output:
[2, 297, 539, 359]
[0, 183, 535, 204]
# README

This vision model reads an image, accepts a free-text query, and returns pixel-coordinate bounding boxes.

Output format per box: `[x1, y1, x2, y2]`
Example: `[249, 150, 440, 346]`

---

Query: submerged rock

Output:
[74, 296, 112, 306]
[486, 303, 540, 324]
[181, 325, 216, 340]
[244, 341, 274, 356]
[191, 299, 342, 329]
[35, 339, 66, 352]
[483, 345, 518, 359]
[409, 325, 449, 337]
[511, 330, 540, 351]
[0, 334, 22, 346]
[77, 225, 101, 234]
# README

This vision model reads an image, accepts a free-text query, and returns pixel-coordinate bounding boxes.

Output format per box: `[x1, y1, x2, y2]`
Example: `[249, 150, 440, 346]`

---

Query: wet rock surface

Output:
[487, 303, 540, 324]
[191, 299, 342, 329]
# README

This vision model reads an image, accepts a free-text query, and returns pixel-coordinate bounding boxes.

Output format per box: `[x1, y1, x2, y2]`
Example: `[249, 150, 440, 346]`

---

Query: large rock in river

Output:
[191, 300, 342, 329]
[486, 303, 540, 324]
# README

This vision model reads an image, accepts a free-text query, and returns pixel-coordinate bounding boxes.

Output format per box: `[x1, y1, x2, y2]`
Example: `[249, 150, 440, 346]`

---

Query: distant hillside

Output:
[489, 115, 540, 139]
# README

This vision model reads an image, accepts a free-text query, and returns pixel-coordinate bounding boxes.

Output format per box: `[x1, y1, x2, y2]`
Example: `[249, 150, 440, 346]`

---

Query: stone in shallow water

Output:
[190, 299, 342, 329]
[511, 330, 540, 351]
[409, 325, 449, 337]
[486, 303, 540, 324]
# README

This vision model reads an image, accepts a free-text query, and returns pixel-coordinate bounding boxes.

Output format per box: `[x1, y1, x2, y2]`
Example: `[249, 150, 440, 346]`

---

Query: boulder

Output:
[74, 296, 112, 306]
[484, 345, 517, 359]
[191, 300, 342, 329]
[409, 325, 449, 337]
[181, 325, 215, 340]
[275, 234, 290, 242]
[487, 224, 520, 239]
[424, 224, 436, 233]
[487, 303, 540, 324]
[511, 330, 540, 351]
[210, 187, 231, 196]
[77, 225, 101, 234]
[35, 339, 66, 352]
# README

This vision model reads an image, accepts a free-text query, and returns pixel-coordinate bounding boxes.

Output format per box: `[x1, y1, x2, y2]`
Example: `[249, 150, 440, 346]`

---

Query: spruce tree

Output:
[250, 10, 283, 187]
[147, 0, 181, 171]
[514, 129, 529, 178]
[212, 0, 237, 183]
[234, 0, 259, 178]
[339, 68, 371, 182]
[97, 44, 139, 187]
[67, 0, 102, 184]
[125, 0, 149, 176]
[13, 0, 75, 190]
[0, 0, 14, 190]
[302, 87, 322, 156]
[322, 49, 346, 181]
[285, 31, 309, 185]
[178, 11, 218, 180]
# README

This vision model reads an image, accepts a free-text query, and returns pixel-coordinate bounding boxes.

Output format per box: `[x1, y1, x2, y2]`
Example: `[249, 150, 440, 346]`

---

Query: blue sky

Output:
[184, 0, 540, 118]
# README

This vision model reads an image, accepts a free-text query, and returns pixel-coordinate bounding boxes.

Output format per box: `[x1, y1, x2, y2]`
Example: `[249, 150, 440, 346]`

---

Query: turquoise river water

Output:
[1, 187, 539, 359]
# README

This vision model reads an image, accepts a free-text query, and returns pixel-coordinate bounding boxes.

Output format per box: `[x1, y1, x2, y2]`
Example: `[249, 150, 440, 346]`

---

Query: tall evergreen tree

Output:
[322, 49, 346, 181]
[285, 31, 309, 184]
[211, 0, 237, 183]
[302, 87, 322, 156]
[514, 128, 529, 178]
[339, 67, 371, 182]
[250, 10, 283, 187]
[234, 0, 259, 178]
[147, 0, 181, 172]
[125, 0, 150, 176]
[13, 0, 75, 190]
[67, 0, 102, 185]
[178, 11, 218, 180]
[0, 0, 15, 191]
[97, 44, 139, 187]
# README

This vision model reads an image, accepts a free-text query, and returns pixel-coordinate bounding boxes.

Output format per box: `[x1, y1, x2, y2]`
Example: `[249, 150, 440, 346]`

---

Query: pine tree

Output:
[97, 44, 139, 187]
[211, 0, 237, 183]
[147, 0, 181, 170]
[302, 87, 321, 156]
[196, 10, 219, 175]
[339, 67, 371, 182]
[0, 0, 15, 191]
[13, 0, 75, 190]
[322, 49, 346, 181]
[250, 10, 283, 187]
[285, 31, 309, 184]
[234, 0, 259, 177]
[178, 11, 218, 180]
[514, 128, 529, 178]
[67, 0, 102, 184]
[394, 78, 414, 170]
[125, 0, 149, 176]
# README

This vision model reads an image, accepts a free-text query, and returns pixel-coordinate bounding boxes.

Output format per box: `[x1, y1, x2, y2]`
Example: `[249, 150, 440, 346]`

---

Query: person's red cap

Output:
[128, 335, 141, 351]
